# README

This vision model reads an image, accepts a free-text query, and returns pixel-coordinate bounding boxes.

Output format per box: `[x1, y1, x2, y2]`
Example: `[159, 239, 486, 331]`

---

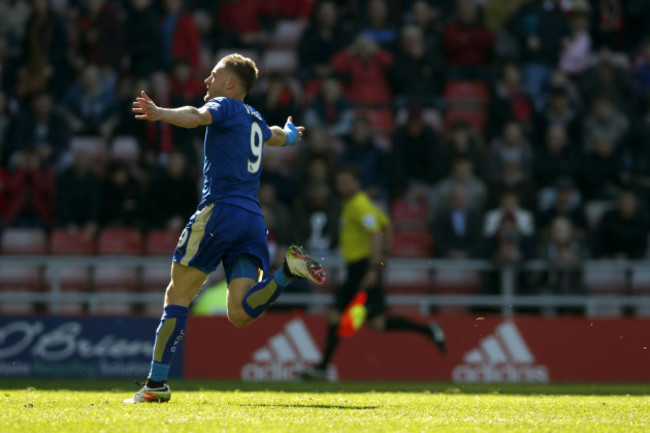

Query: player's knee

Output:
[227, 307, 253, 329]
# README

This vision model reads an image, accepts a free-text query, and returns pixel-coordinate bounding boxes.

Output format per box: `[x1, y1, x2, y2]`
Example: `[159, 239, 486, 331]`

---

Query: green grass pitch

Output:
[1, 380, 649, 432]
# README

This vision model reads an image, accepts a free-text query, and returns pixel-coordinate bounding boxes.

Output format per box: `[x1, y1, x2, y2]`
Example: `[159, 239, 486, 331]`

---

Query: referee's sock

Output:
[385, 316, 430, 336]
[241, 267, 292, 318]
[146, 305, 188, 386]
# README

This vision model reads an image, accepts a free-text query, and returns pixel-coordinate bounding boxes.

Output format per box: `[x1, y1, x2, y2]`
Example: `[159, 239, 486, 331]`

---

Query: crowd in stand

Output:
[1, 0, 650, 279]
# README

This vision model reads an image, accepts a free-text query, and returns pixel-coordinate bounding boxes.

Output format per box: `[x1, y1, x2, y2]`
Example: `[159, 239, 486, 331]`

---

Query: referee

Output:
[302, 166, 446, 380]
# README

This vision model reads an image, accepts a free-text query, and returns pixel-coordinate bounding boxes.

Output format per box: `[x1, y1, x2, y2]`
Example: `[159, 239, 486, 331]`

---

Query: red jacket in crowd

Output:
[443, 23, 495, 67]
[330, 49, 393, 106]
[4, 168, 56, 227]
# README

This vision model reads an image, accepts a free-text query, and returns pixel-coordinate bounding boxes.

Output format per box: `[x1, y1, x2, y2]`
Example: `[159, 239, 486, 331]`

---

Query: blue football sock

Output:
[241, 268, 292, 318]
[148, 304, 188, 383]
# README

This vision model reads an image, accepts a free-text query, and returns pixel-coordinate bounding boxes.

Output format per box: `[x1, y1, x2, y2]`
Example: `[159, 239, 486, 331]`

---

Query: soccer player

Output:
[301, 166, 446, 380]
[125, 54, 326, 403]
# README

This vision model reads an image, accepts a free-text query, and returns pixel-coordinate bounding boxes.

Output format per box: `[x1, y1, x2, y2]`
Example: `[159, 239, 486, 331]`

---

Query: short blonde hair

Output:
[220, 53, 259, 94]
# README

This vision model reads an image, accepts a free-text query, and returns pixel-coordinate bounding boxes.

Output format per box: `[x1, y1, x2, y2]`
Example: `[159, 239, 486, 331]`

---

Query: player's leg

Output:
[366, 283, 447, 353]
[226, 245, 326, 328]
[124, 262, 208, 403]
[300, 262, 363, 380]
[126, 205, 218, 403]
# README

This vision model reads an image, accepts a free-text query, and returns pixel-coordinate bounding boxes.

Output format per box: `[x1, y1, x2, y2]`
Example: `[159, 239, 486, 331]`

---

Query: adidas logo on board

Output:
[452, 321, 549, 383]
[241, 318, 338, 381]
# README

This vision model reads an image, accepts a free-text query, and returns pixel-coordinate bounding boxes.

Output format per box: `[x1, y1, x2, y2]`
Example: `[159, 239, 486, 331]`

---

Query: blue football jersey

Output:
[199, 97, 273, 214]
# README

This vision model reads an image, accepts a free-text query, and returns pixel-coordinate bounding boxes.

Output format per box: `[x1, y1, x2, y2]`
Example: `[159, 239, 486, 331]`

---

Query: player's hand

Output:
[132, 90, 162, 121]
[283, 116, 305, 146]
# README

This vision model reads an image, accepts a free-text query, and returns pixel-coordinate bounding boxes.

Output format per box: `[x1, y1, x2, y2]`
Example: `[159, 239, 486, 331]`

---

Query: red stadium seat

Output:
[262, 49, 298, 74]
[110, 136, 141, 163]
[144, 229, 181, 256]
[444, 80, 489, 108]
[141, 267, 169, 315]
[355, 108, 395, 135]
[1, 228, 47, 255]
[97, 228, 143, 255]
[50, 228, 95, 255]
[391, 200, 428, 231]
[389, 230, 433, 258]
[44, 265, 90, 314]
[269, 19, 307, 48]
[444, 109, 487, 132]
[0, 264, 41, 314]
[93, 265, 139, 314]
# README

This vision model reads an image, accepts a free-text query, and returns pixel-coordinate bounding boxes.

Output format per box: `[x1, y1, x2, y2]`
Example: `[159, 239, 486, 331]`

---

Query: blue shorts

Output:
[172, 203, 270, 282]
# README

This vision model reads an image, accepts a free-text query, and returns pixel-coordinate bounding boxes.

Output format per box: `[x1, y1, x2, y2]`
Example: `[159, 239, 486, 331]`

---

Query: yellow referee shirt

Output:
[340, 191, 390, 264]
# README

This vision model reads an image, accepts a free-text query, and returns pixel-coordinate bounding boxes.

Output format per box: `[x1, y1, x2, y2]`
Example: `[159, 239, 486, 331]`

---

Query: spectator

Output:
[148, 150, 197, 231]
[170, 59, 205, 108]
[534, 125, 579, 189]
[55, 151, 102, 238]
[214, 0, 274, 49]
[437, 120, 485, 180]
[579, 52, 634, 114]
[485, 120, 534, 184]
[632, 36, 650, 96]
[0, 90, 12, 164]
[389, 25, 443, 108]
[488, 61, 533, 139]
[483, 190, 535, 238]
[161, 0, 201, 70]
[0, 0, 31, 56]
[101, 161, 143, 228]
[508, 0, 569, 105]
[390, 106, 439, 200]
[360, 0, 398, 51]
[259, 181, 292, 249]
[429, 158, 487, 217]
[432, 182, 484, 259]
[533, 85, 581, 148]
[62, 65, 118, 138]
[489, 160, 537, 211]
[291, 178, 340, 254]
[443, 0, 495, 80]
[17, 0, 69, 99]
[592, 189, 648, 259]
[582, 92, 629, 152]
[73, 0, 124, 69]
[558, 5, 591, 77]
[537, 216, 585, 314]
[248, 73, 298, 128]
[409, 0, 445, 64]
[298, 0, 353, 81]
[9, 91, 68, 167]
[303, 76, 354, 136]
[537, 176, 587, 233]
[590, 0, 630, 52]
[293, 128, 338, 188]
[260, 149, 298, 207]
[579, 135, 623, 200]
[338, 116, 388, 199]
[330, 34, 393, 106]
[125, 0, 163, 78]
[4, 148, 55, 228]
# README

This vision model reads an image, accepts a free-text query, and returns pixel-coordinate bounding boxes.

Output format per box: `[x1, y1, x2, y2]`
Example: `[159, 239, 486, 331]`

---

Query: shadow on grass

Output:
[0, 379, 648, 395]
[239, 403, 380, 410]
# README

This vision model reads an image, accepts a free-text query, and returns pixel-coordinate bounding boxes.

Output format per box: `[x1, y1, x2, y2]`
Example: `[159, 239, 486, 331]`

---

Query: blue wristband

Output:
[283, 122, 298, 146]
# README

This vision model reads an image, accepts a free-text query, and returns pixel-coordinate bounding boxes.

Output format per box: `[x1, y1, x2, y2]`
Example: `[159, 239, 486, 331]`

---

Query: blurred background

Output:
[1, 0, 650, 382]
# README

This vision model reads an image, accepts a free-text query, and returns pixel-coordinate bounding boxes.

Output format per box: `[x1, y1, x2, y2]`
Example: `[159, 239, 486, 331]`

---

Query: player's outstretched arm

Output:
[132, 90, 211, 128]
[266, 116, 305, 147]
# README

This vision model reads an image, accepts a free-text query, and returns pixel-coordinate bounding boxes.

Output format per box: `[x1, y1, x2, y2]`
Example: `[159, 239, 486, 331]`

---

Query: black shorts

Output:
[334, 259, 386, 319]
